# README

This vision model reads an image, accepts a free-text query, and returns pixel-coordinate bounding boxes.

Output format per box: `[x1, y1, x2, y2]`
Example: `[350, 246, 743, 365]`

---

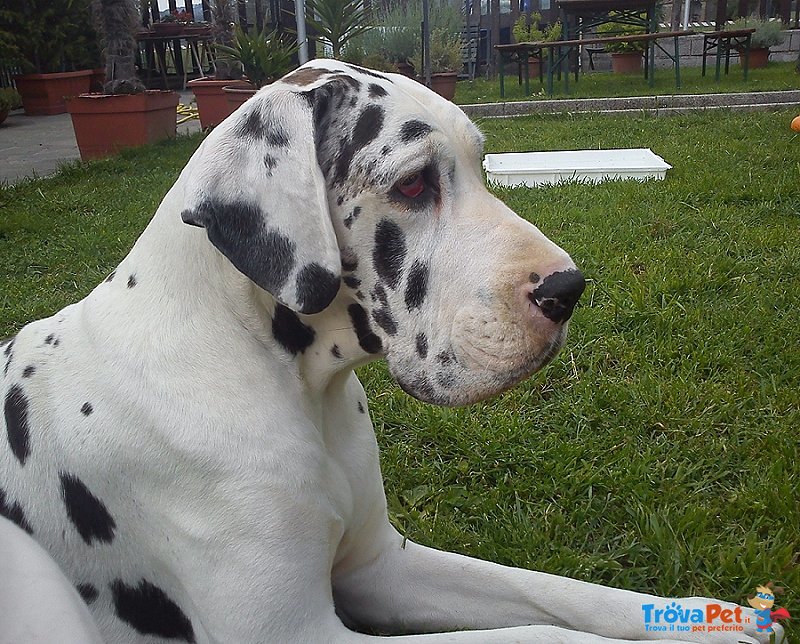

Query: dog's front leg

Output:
[333, 526, 770, 644]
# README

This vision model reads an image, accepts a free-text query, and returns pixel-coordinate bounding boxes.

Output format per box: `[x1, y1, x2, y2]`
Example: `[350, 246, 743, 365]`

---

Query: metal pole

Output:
[682, 0, 691, 30]
[422, 0, 431, 86]
[296, 0, 309, 63]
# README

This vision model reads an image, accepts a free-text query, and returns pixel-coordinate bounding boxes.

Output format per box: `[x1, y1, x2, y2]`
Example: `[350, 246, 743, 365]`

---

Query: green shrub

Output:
[0, 88, 21, 111]
[597, 15, 647, 53]
[728, 17, 783, 49]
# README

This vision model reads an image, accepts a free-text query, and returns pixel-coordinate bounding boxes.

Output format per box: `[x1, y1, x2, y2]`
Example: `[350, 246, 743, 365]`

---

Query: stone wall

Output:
[583, 28, 799, 71]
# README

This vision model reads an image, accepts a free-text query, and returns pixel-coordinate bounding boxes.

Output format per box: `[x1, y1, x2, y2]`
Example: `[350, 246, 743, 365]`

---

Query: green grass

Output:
[1, 111, 798, 636]
[454, 61, 800, 103]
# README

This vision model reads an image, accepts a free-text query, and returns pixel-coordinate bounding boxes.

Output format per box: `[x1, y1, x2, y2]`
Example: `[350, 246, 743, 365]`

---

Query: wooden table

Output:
[496, 30, 695, 96]
[701, 28, 756, 81]
[136, 32, 214, 89]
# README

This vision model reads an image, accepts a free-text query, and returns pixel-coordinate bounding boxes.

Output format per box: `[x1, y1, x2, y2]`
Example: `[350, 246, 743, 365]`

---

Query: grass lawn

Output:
[454, 61, 800, 103]
[1, 108, 798, 636]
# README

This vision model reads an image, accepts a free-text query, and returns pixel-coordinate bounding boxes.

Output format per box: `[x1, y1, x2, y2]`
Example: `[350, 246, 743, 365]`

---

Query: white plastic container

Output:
[482, 148, 672, 187]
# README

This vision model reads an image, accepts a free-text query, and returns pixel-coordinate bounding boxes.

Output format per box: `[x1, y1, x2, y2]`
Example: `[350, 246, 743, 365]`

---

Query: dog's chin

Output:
[390, 329, 567, 407]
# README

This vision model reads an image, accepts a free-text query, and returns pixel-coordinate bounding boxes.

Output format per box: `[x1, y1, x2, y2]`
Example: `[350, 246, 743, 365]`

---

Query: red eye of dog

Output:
[396, 172, 425, 198]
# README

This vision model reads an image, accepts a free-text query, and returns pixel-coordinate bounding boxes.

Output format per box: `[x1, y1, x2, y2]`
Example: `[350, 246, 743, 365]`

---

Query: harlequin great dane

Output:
[0, 61, 780, 644]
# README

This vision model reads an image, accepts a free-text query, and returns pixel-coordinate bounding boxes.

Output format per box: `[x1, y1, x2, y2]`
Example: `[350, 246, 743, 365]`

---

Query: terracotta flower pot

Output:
[429, 72, 458, 101]
[188, 78, 252, 128]
[739, 47, 770, 68]
[223, 85, 258, 110]
[151, 22, 184, 37]
[610, 52, 643, 74]
[14, 70, 94, 116]
[65, 90, 179, 160]
[527, 58, 542, 80]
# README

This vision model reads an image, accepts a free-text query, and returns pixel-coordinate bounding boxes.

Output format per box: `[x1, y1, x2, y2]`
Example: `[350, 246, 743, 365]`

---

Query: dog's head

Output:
[180, 61, 584, 406]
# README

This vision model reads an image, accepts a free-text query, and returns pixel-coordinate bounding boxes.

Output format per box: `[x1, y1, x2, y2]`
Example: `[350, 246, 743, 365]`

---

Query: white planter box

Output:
[483, 148, 672, 187]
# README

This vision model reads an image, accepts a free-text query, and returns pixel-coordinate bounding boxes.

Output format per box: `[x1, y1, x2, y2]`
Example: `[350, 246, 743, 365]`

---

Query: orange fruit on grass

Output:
[792, 116, 800, 132]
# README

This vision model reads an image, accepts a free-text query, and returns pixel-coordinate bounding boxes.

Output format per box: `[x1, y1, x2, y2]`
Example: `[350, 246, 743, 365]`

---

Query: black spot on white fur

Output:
[369, 83, 387, 98]
[77, 583, 99, 604]
[405, 260, 429, 311]
[22, 365, 35, 378]
[400, 120, 432, 142]
[343, 276, 361, 289]
[343, 64, 393, 82]
[373, 220, 406, 289]
[2, 340, 13, 376]
[415, 333, 428, 359]
[111, 579, 196, 642]
[333, 105, 385, 185]
[81, 402, 93, 416]
[0, 486, 33, 534]
[127, 275, 137, 288]
[347, 304, 382, 354]
[234, 109, 289, 147]
[357, 401, 365, 414]
[5, 384, 31, 465]
[344, 206, 361, 229]
[372, 307, 397, 336]
[331, 345, 342, 359]
[295, 263, 340, 314]
[60, 473, 116, 545]
[272, 304, 315, 355]
[45, 334, 55, 345]
[182, 200, 297, 299]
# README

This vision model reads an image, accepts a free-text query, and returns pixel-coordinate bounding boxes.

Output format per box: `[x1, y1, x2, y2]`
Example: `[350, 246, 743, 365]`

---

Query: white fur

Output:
[0, 61, 781, 644]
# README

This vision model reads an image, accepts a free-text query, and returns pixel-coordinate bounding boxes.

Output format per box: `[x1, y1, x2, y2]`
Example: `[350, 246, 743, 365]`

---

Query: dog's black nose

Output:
[529, 269, 585, 323]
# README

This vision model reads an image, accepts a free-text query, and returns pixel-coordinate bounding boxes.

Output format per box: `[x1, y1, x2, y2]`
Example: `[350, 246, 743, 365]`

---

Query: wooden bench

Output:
[700, 28, 756, 81]
[496, 30, 695, 97]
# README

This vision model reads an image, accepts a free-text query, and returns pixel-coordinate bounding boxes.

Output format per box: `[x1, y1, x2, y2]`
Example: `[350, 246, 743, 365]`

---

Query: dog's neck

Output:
[109, 181, 381, 399]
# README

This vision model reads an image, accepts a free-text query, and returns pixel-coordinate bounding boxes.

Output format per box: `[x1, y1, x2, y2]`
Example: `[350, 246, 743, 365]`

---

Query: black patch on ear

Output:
[400, 120, 433, 142]
[22, 365, 35, 378]
[368, 83, 388, 98]
[405, 260, 429, 311]
[372, 308, 397, 336]
[127, 275, 137, 289]
[0, 486, 34, 534]
[81, 402, 93, 416]
[295, 263, 340, 314]
[373, 219, 406, 289]
[357, 401, 365, 413]
[182, 200, 296, 297]
[415, 333, 428, 359]
[60, 473, 116, 545]
[272, 304, 315, 355]
[111, 579, 196, 643]
[105, 270, 116, 283]
[77, 583, 99, 604]
[343, 63, 393, 81]
[5, 385, 31, 466]
[347, 304, 383, 354]
[331, 345, 342, 359]
[343, 276, 361, 289]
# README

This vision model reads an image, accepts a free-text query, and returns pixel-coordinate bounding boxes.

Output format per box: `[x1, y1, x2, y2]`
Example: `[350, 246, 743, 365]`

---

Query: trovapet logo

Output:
[641, 602, 749, 634]
[746, 582, 791, 634]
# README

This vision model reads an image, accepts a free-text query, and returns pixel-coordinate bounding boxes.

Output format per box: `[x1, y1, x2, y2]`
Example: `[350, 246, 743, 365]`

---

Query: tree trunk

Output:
[95, 0, 145, 93]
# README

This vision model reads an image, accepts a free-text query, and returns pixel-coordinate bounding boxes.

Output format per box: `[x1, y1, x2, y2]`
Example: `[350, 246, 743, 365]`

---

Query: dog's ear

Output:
[180, 85, 340, 315]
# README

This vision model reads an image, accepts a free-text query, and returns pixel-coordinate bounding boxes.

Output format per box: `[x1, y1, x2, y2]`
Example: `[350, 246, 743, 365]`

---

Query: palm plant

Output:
[215, 25, 299, 88]
[92, 0, 145, 93]
[306, 0, 374, 59]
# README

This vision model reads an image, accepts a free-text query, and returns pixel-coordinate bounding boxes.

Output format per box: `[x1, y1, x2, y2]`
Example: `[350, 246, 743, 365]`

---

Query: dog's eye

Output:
[395, 172, 425, 198]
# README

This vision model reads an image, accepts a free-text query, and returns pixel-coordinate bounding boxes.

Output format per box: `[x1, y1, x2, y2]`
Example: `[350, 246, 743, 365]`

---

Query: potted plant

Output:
[65, 0, 179, 160]
[151, 9, 187, 37]
[8, 0, 100, 115]
[513, 14, 561, 78]
[215, 25, 299, 108]
[597, 16, 646, 74]
[306, 0, 374, 59]
[727, 17, 784, 68]
[383, 4, 420, 76]
[411, 28, 463, 100]
[0, 88, 22, 126]
[186, 0, 250, 128]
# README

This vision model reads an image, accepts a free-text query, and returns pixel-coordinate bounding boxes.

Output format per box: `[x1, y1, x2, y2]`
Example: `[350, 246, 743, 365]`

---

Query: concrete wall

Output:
[583, 28, 799, 71]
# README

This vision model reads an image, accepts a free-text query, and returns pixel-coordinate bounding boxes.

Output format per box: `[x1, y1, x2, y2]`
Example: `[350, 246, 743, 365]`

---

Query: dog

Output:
[0, 61, 781, 644]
